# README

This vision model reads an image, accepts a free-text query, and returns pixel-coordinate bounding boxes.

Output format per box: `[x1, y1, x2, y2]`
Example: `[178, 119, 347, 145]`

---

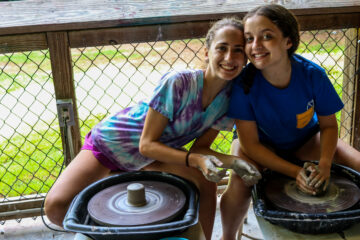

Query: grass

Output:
[298, 41, 344, 55]
[0, 113, 233, 197]
[0, 127, 63, 197]
[0, 36, 349, 198]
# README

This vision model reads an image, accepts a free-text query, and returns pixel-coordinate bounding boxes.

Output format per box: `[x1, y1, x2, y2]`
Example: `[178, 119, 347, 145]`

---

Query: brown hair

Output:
[240, 4, 300, 94]
[244, 4, 300, 56]
[205, 17, 244, 49]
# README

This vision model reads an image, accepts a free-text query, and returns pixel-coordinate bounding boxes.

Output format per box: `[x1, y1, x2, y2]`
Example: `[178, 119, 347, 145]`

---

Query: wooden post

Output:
[340, 29, 357, 144]
[47, 31, 82, 165]
[352, 29, 360, 150]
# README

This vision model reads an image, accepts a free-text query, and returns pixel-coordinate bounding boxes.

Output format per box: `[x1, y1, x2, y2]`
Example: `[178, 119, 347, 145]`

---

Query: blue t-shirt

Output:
[228, 54, 344, 150]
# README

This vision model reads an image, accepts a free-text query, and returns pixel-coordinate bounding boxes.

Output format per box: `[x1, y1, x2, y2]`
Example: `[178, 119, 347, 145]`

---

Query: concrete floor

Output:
[0, 197, 264, 240]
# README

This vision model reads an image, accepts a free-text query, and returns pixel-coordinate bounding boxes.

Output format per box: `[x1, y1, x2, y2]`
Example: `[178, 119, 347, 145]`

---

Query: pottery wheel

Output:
[265, 174, 360, 213]
[88, 180, 186, 226]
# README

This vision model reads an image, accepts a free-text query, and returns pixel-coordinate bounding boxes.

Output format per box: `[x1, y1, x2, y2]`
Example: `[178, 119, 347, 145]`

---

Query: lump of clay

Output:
[299, 162, 329, 196]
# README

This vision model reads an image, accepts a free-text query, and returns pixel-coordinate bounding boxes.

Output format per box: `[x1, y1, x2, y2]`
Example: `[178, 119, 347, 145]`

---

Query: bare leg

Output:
[333, 138, 360, 171]
[220, 171, 251, 240]
[45, 150, 111, 227]
[220, 139, 253, 240]
[296, 133, 360, 172]
[143, 161, 217, 240]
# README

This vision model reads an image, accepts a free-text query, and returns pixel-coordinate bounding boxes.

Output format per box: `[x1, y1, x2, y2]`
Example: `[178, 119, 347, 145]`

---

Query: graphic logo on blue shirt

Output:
[307, 99, 314, 110]
[297, 99, 315, 129]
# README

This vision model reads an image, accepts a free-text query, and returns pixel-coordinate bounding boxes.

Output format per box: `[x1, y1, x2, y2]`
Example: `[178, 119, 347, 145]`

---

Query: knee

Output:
[231, 171, 251, 188]
[198, 177, 218, 195]
[191, 172, 218, 197]
[44, 192, 69, 227]
[198, 181, 218, 208]
[222, 173, 251, 200]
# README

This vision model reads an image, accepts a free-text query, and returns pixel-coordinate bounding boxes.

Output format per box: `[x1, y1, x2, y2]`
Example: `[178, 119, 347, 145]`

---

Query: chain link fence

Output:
[0, 28, 358, 224]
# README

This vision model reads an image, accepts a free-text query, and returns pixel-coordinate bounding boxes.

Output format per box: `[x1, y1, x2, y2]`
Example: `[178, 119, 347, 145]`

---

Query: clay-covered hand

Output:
[296, 162, 330, 195]
[307, 163, 330, 194]
[197, 155, 227, 183]
[230, 159, 262, 186]
[303, 162, 318, 177]
[296, 167, 317, 195]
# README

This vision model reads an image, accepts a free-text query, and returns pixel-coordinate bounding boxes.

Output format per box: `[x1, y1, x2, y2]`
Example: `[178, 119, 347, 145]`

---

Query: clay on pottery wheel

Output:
[297, 173, 327, 196]
[298, 162, 327, 196]
[265, 174, 360, 213]
[87, 180, 186, 226]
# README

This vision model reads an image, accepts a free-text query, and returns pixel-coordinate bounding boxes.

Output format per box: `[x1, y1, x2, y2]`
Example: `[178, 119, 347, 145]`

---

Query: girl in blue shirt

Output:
[221, 4, 360, 240]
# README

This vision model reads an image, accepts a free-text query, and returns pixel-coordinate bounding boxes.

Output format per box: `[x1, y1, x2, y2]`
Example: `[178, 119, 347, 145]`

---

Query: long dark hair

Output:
[242, 4, 300, 94]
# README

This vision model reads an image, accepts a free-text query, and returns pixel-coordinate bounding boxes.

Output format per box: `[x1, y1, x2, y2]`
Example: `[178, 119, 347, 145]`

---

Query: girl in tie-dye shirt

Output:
[45, 17, 261, 239]
[88, 69, 235, 171]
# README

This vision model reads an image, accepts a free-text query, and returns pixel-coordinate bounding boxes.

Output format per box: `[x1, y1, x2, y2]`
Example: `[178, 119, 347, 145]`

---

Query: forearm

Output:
[139, 140, 190, 166]
[318, 126, 338, 169]
[235, 120, 301, 179]
[140, 140, 219, 170]
[243, 143, 301, 179]
[189, 146, 238, 168]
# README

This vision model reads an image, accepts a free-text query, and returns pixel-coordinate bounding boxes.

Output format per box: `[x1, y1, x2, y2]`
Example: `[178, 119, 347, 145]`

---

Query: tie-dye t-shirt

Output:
[90, 69, 234, 171]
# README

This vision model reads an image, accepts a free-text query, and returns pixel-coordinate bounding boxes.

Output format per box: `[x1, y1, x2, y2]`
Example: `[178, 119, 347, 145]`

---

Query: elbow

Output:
[139, 138, 151, 157]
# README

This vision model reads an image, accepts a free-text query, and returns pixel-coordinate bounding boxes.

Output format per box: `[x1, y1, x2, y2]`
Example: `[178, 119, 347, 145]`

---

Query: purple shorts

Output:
[82, 132, 119, 171]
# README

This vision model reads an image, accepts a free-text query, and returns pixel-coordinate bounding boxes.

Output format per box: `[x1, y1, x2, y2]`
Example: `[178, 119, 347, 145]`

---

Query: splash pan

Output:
[63, 171, 199, 240]
[252, 163, 360, 234]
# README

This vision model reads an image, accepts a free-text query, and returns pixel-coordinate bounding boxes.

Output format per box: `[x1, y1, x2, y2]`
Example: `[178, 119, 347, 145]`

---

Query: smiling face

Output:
[205, 26, 246, 82]
[244, 15, 292, 71]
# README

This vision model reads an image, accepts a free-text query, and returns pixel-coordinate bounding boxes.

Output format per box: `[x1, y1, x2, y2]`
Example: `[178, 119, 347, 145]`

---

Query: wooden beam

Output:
[0, 197, 44, 221]
[47, 31, 82, 165]
[68, 13, 360, 49]
[340, 29, 358, 144]
[0, 33, 47, 54]
[296, 13, 360, 31]
[69, 21, 211, 48]
[352, 29, 360, 150]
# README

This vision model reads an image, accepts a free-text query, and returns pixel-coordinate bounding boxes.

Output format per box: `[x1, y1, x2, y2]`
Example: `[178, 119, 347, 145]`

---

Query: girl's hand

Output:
[197, 155, 227, 183]
[307, 164, 330, 192]
[230, 159, 262, 186]
[296, 162, 330, 195]
[296, 167, 317, 195]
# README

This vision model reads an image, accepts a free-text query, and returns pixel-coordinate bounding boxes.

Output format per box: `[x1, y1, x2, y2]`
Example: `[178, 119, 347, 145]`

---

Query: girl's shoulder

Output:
[159, 69, 203, 87]
[292, 54, 326, 75]
[164, 68, 202, 79]
[291, 55, 330, 91]
[155, 69, 203, 99]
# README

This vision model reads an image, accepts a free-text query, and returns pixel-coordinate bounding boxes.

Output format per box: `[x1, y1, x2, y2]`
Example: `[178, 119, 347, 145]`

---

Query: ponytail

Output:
[241, 63, 257, 94]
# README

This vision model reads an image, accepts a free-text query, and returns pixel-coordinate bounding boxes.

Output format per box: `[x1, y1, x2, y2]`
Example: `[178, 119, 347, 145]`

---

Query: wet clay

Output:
[299, 162, 327, 196]
[265, 174, 360, 213]
[88, 180, 186, 226]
